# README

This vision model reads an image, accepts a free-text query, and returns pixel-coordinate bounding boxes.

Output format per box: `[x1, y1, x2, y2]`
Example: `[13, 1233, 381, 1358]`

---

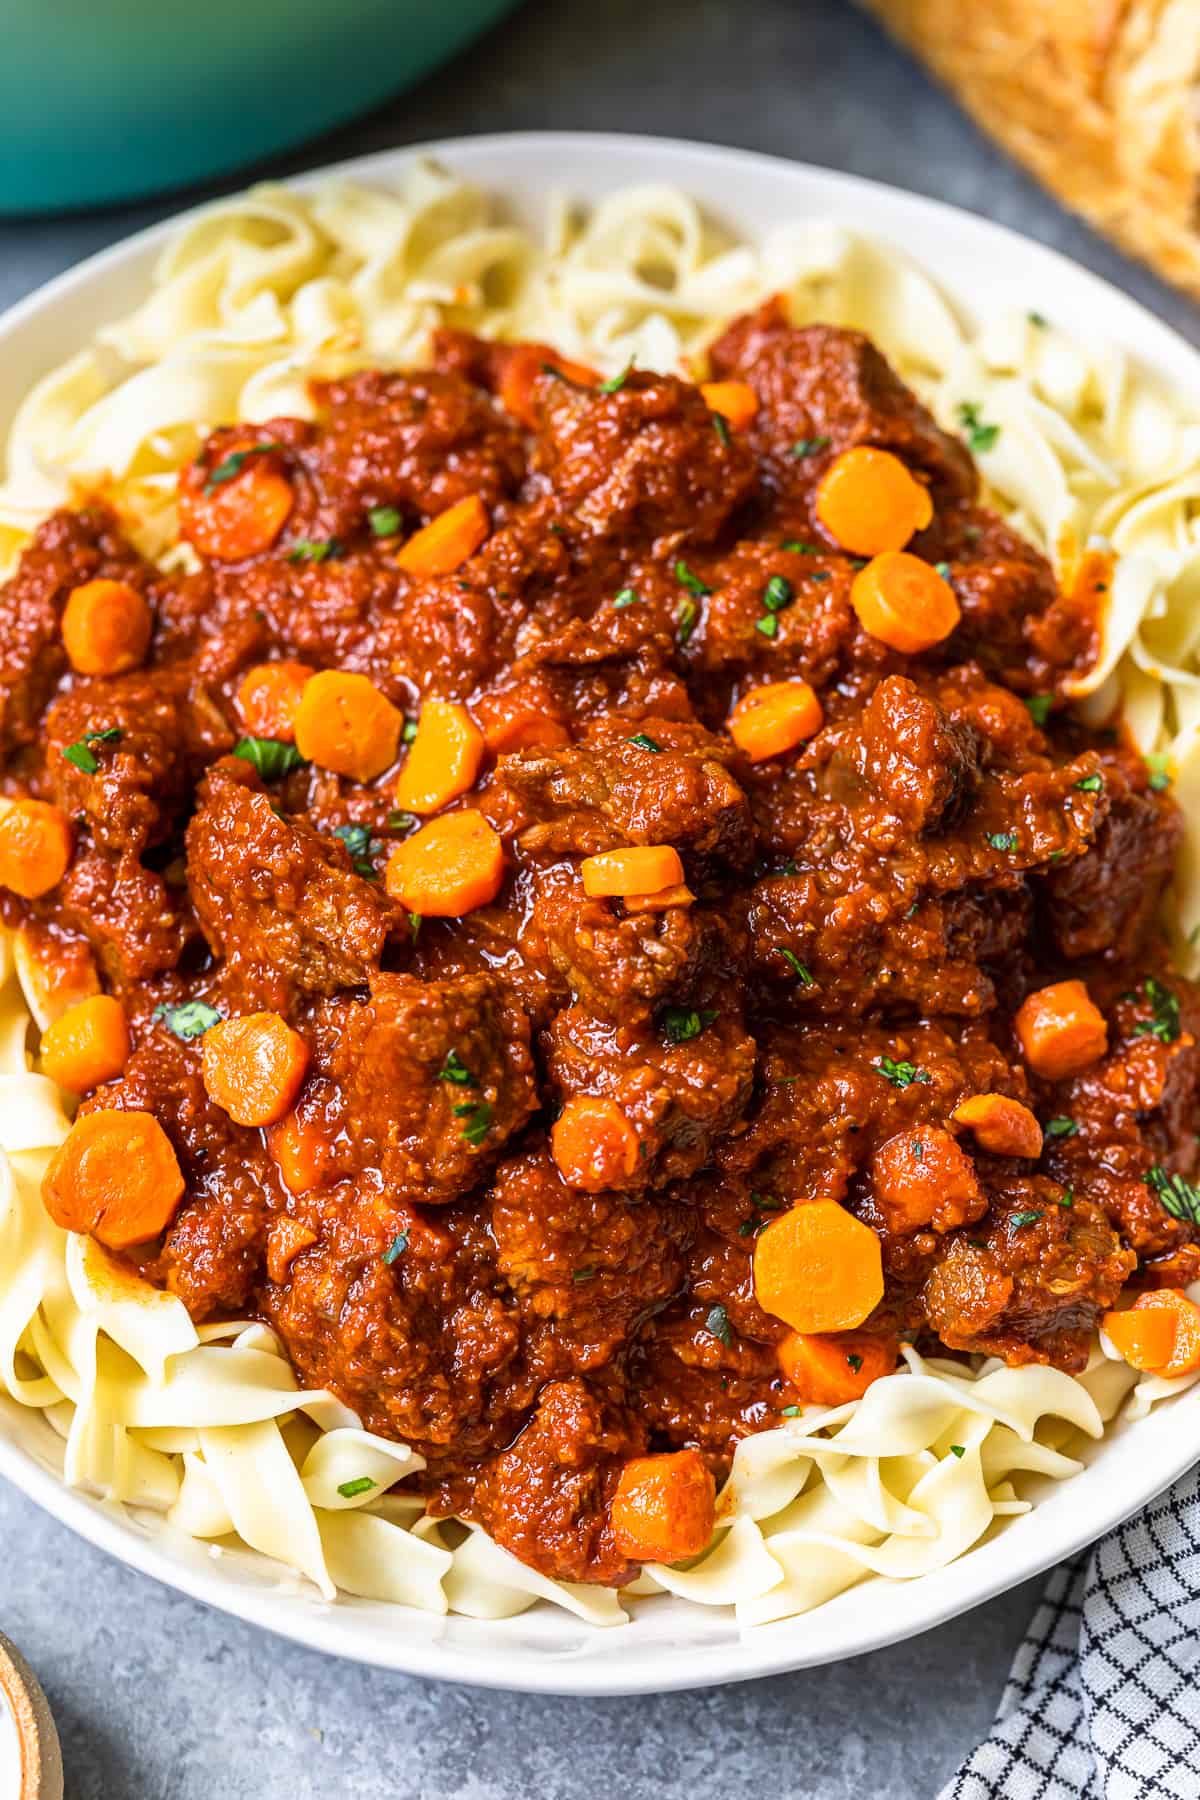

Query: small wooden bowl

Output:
[0, 1634, 63, 1800]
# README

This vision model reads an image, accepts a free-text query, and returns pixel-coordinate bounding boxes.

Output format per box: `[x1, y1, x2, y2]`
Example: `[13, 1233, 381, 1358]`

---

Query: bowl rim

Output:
[3, 129, 1200, 1696]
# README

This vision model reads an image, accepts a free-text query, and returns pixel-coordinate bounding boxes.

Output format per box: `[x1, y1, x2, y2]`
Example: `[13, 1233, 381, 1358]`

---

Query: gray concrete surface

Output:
[1, 2, 1195, 1795]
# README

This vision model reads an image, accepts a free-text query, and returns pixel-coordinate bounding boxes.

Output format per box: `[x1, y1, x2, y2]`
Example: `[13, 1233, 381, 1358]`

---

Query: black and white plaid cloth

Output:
[939, 1464, 1200, 1798]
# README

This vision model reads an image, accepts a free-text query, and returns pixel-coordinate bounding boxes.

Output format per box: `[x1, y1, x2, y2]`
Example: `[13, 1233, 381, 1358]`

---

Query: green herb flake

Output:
[781, 540, 821, 556]
[1045, 1116, 1078, 1139]
[790, 435, 832, 459]
[1029, 311, 1048, 328]
[287, 538, 341, 564]
[660, 1005, 718, 1046]
[454, 1100, 493, 1147]
[572, 1265, 597, 1284]
[1010, 1210, 1044, 1230]
[1146, 1165, 1200, 1225]
[762, 574, 794, 614]
[875, 1056, 931, 1089]
[598, 359, 634, 394]
[613, 587, 640, 609]
[402, 718, 419, 746]
[1132, 977, 1181, 1046]
[233, 736, 306, 782]
[333, 822, 375, 877]
[154, 999, 223, 1040]
[677, 597, 699, 646]
[949, 1444, 966, 1459]
[675, 560, 712, 597]
[627, 732, 662, 752]
[1025, 694, 1053, 727]
[408, 912, 422, 942]
[706, 1303, 733, 1347]
[780, 1404, 802, 1418]
[438, 1049, 477, 1087]
[386, 810, 418, 833]
[846, 1353, 864, 1373]
[781, 949, 814, 985]
[956, 402, 1000, 455]
[382, 1232, 409, 1265]
[1074, 773, 1104, 794]
[61, 725, 122, 775]
[755, 614, 779, 639]
[988, 831, 1019, 853]
[934, 561, 951, 579]
[711, 411, 731, 448]
[368, 505, 402, 538]
[336, 1477, 376, 1499]
[1146, 752, 1172, 793]
[1059, 1187, 1074, 1208]
[204, 441, 281, 494]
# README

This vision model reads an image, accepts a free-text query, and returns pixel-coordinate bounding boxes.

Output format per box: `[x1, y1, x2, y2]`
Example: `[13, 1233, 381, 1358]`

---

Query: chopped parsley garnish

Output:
[454, 1100, 493, 1146]
[613, 587, 640, 609]
[949, 1444, 966, 1458]
[572, 1266, 597, 1284]
[333, 822, 375, 876]
[1029, 311, 1048, 328]
[368, 506, 402, 537]
[1146, 752, 1172, 793]
[1059, 1187, 1074, 1208]
[711, 412, 731, 448]
[1146, 1165, 1200, 1226]
[781, 949, 814, 985]
[934, 561, 950, 579]
[1045, 1116, 1078, 1139]
[386, 810, 418, 833]
[408, 912, 422, 941]
[1132, 977, 1181, 1045]
[336, 1477, 376, 1499]
[402, 718, 419, 745]
[383, 1232, 409, 1264]
[234, 736, 306, 782]
[790, 436, 831, 458]
[956, 402, 1000, 454]
[755, 614, 779, 639]
[61, 725, 122, 774]
[781, 540, 820, 555]
[598, 360, 634, 394]
[438, 1049, 477, 1087]
[737, 1192, 786, 1235]
[154, 999, 222, 1039]
[1010, 1210, 1044, 1230]
[1025, 695, 1053, 727]
[660, 1005, 718, 1045]
[1074, 773, 1104, 793]
[677, 598, 699, 646]
[675, 560, 712, 597]
[988, 831, 1019, 853]
[846, 1353, 864, 1372]
[627, 732, 662, 752]
[875, 1056, 930, 1089]
[780, 1404, 802, 1418]
[204, 442, 281, 493]
[706, 1303, 733, 1347]
[288, 538, 341, 564]
[762, 574, 794, 614]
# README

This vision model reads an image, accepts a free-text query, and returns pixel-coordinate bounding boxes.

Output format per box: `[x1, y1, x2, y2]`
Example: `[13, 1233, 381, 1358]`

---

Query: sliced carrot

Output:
[396, 495, 489, 579]
[1015, 979, 1107, 1081]
[61, 578, 152, 677]
[1104, 1289, 1200, 1378]
[581, 846, 685, 899]
[499, 343, 599, 428]
[850, 551, 960, 653]
[394, 699, 486, 815]
[953, 1093, 1043, 1158]
[41, 1108, 184, 1249]
[551, 1094, 641, 1192]
[728, 680, 824, 763]
[870, 1126, 982, 1236]
[777, 1329, 899, 1405]
[754, 1198, 884, 1332]
[700, 380, 758, 431]
[384, 809, 505, 916]
[622, 883, 696, 914]
[201, 1011, 310, 1128]
[269, 1112, 333, 1195]
[40, 994, 130, 1094]
[294, 669, 402, 783]
[0, 800, 73, 899]
[611, 1449, 716, 1563]
[266, 1216, 319, 1285]
[236, 660, 315, 742]
[179, 444, 294, 561]
[815, 446, 933, 555]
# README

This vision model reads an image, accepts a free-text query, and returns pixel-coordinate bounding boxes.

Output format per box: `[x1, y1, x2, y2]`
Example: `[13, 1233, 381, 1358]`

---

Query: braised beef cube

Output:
[186, 766, 402, 1008]
[309, 972, 537, 1203]
[852, 674, 980, 832]
[1041, 754, 1182, 961]
[56, 845, 190, 987]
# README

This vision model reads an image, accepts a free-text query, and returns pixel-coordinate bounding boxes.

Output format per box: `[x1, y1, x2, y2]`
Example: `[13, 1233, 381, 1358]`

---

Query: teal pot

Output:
[0, 0, 519, 214]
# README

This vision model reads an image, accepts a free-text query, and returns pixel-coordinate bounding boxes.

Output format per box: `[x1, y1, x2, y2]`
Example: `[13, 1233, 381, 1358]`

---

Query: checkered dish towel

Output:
[939, 1464, 1200, 1799]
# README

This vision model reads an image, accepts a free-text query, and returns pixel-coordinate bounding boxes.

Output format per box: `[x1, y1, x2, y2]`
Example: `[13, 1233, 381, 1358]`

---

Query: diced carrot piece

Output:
[269, 1112, 333, 1196]
[850, 551, 960, 653]
[61, 578, 152, 677]
[728, 680, 824, 763]
[396, 495, 489, 579]
[40, 994, 130, 1094]
[237, 660, 315, 742]
[178, 443, 294, 561]
[1104, 1289, 1200, 1378]
[294, 670, 403, 783]
[953, 1093, 1043, 1158]
[0, 800, 73, 899]
[700, 380, 758, 431]
[551, 1095, 641, 1192]
[1015, 980, 1108, 1080]
[815, 446, 933, 555]
[611, 1450, 716, 1563]
[266, 1215, 319, 1285]
[499, 343, 599, 427]
[41, 1108, 184, 1249]
[870, 1126, 982, 1236]
[777, 1329, 899, 1405]
[394, 699, 486, 815]
[201, 1011, 310, 1128]
[384, 809, 505, 916]
[581, 846, 685, 899]
[622, 883, 696, 914]
[754, 1199, 884, 1332]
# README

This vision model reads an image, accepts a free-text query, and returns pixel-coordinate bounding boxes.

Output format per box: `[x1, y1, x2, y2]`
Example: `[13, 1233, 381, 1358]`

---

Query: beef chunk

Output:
[185, 765, 402, 1008]
[1041, 753, 1182, 961]
[851, 674, 979, 832]
[55, 845, 190, 987]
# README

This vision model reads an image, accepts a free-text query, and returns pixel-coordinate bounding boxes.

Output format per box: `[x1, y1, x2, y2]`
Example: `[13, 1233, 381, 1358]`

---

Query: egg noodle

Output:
[1, 161, 1198, 1629]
